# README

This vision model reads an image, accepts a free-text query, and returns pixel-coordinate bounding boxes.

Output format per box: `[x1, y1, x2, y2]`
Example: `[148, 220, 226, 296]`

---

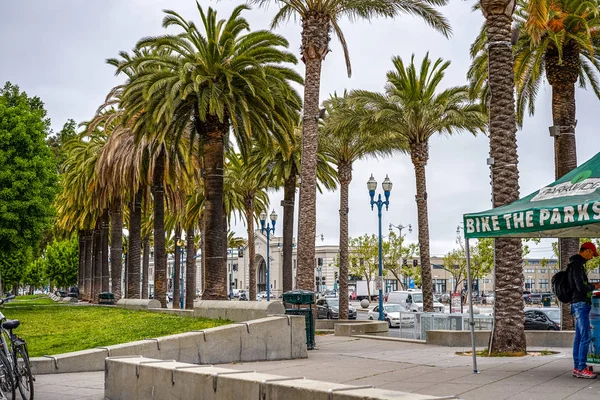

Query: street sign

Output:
[375, 276, 383, 291]
[451, 293, 462, 314]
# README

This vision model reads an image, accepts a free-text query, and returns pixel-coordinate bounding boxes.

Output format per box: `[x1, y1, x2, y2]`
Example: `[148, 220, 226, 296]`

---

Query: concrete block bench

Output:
[193, 300, 285, 322]
[60, 297, 78, 303]
[116, 299, 161, 310]
[30, 315, 307, 375]
[315, 319, 367, 330]
[334, 321, 388, 336]
[105, 356, 456, 400]
[426, 330, 574, 347]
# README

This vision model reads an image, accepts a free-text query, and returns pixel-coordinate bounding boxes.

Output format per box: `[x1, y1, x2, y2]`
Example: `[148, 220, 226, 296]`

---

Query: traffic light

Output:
[413, 259, 418, 267]
[334, 272, 339, 283]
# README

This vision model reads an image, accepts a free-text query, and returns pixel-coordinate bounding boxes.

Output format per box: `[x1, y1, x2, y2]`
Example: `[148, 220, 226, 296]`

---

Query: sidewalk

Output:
[34, 335, 598, 400]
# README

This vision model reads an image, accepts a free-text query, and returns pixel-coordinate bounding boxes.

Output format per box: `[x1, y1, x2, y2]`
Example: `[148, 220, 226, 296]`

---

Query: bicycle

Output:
[0, 295, 34, 400]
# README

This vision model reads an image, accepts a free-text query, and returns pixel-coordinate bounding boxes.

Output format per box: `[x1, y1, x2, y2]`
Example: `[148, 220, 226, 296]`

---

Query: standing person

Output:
[569, 242, 600, 379]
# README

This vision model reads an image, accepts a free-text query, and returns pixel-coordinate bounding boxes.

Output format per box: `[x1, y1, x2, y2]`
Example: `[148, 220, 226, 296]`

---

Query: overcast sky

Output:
[3, 1, 599, 258]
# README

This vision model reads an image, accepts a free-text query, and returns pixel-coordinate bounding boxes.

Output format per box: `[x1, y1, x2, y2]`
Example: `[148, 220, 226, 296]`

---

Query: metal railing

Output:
[388, 312, 494, 341]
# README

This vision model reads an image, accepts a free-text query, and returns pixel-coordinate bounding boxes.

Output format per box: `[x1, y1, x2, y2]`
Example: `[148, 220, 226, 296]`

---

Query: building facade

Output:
[149, 233, 600, 297]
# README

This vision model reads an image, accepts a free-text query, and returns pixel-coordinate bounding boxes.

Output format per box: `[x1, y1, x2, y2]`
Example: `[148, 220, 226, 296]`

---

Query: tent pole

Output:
[465, 237, 478, 373]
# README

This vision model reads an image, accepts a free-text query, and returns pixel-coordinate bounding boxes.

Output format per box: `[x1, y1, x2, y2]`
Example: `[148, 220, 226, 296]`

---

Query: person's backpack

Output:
[552, 266, 573, 303]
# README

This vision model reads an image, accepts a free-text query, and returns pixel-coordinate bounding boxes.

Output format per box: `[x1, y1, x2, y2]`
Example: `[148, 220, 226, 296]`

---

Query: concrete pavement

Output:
[32, 335, 600, 399]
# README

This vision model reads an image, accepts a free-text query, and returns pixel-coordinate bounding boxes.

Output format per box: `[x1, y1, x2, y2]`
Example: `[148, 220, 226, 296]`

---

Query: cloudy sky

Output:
[3, 1, 599, 258]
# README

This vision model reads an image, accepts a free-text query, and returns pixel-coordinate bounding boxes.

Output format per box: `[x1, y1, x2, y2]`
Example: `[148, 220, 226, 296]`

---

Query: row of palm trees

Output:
[54, 2, 455, 309]
[53, 0, 599, 355]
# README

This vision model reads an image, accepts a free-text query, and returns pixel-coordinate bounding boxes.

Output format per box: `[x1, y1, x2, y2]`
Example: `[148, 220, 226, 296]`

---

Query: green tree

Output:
[351, 53, 486, 312]
[253, 0, 451, 296]
[382, 231, 419, 290]
[45, 235, 78, 289]
[0, 82, 58, 293]
[23, 258, 46, 293]
[348, 234, 379, 301]
[47, 119, 78, 171]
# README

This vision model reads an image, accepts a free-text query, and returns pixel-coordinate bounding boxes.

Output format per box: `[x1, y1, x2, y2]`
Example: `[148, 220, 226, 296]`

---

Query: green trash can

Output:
[283, 290, 315, 350]
[98, 292, 115, 305]
[542, 294, 552, 307]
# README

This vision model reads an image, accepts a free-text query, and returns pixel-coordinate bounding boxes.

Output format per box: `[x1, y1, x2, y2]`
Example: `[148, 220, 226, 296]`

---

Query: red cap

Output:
[581, 242, 599, 257]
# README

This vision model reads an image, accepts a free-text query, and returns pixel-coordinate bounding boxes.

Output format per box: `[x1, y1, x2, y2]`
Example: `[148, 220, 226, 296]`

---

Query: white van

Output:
[387, 290, 445, 313]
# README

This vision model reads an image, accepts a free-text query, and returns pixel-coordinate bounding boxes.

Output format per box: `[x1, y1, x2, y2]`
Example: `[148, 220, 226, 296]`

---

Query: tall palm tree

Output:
[251, 120, 337, 295]
[253, 0, 451, 292]
[352, 53, 486, 312]
[321, 92, 401, 319]
[115, 4, 302, 300]
[478, 0, 525, 354]
[226, 150, 270, 301]
[470, 0, 600, 330]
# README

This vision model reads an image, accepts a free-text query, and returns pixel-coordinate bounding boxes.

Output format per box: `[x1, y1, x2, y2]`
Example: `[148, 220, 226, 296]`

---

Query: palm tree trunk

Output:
[93, 225, 102, 302]
[173, 225, 182, 308]
[78, 230, 85, 294]
[282, 170, 297, 294]
[410, 142, 434, 313]
[546, 44, 579, 331]
[128, 189, 143, 299]
[84, 230, 93, 301]
[297, 17, 329, 292]
[200, 117, 228, 300]
[110, 198, 123, 300]
[245, 197, 257, 301]
[199, 215, 205, 293]
[153, 148, 167, 307]
[185, 227, 196, 309]
[482, 1, 526, 353]
[338, 162, 351, 320]
[142, 236, 150, 299]
[101, 209, 110, 292]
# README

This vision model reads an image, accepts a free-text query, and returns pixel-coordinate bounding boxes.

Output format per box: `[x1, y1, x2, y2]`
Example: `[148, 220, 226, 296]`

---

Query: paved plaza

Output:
[33, 335, 600, 399]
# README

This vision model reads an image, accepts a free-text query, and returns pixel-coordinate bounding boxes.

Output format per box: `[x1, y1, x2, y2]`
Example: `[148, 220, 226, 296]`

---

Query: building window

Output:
[538, 279, 549, 289]
[525, 268, 534, 273]
[484, 279, 491, 284]
[539, 269, 547, 273]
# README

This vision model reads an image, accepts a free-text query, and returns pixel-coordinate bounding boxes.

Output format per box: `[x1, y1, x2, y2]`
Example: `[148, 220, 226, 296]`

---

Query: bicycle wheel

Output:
[13, 345, 33, 400]
[0, 350, 15, 400]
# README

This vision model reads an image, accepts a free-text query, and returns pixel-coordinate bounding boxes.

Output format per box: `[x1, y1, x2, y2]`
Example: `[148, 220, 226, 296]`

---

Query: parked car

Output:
[387, 290, 445, 313]
[368, 304, 413, 328]
[524, 308, 560, 330]
[527, 293, 543, 304]
[348, 291, 357, 301]
[256, 291, 268, 300]
[166, 292, 173, 302]
[54, 290, 68, 298]
[316, 298, 357, 319]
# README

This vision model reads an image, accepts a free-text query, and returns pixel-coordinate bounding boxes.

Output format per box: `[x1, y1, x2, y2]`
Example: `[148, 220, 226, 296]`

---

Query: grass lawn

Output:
[2, 296, 231, 357]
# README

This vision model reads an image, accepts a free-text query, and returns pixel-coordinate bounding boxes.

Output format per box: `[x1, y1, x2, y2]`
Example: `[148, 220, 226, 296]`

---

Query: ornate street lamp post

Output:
[367, 174, 393, 321]
[260, 210, 278, 301]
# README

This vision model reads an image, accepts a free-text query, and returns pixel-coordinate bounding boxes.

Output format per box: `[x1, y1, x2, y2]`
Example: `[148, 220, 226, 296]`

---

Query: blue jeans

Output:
[572, 302, 592, 370]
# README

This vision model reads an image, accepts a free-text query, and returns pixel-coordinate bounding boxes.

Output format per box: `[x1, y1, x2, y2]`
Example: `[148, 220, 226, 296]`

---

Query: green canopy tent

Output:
[461, 151, 600, 373]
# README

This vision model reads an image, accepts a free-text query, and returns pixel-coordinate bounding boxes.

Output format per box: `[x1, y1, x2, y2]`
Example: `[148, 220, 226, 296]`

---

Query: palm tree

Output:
[470, 0, 600, 331]
[226, 150, 270, 301]
[321, 92, 401, 319]
[351, 53, 486, 312]
[251, 120, 337, 295]
[478, 0, 525, 354]
[115, 4, 302, 300]
[253, 0, 451, 292]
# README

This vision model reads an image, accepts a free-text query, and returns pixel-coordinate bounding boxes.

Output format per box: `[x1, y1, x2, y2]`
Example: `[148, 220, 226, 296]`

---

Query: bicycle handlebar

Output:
[0, 295, 15, 306]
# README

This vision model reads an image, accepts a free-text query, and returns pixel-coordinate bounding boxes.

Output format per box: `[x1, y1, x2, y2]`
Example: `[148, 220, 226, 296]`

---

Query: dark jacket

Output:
[568, 254, 595, 304]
